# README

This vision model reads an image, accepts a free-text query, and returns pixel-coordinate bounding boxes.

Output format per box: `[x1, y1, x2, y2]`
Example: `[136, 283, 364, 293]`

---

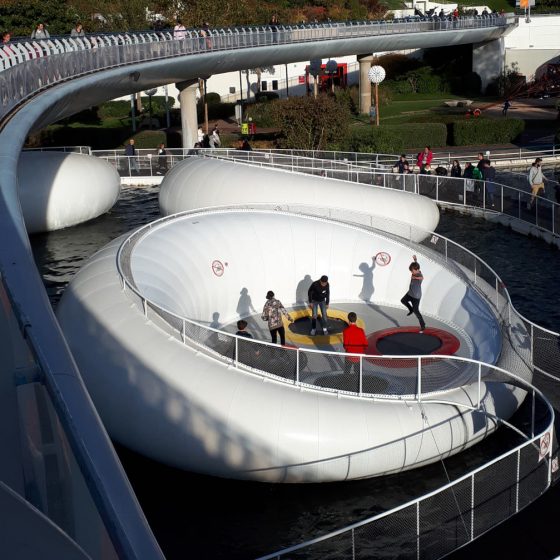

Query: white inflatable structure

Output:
[18, 151, 120, 234]
[159, 158, 440, 241]
[56, 209, 531, 483]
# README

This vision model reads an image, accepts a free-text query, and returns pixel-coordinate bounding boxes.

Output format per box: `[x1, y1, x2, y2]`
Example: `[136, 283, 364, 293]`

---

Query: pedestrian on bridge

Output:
[125, 139, 139, 175]
[71, 23, 85, 38]
[31, 23, 50, 40]
[528, 158, 546, 209]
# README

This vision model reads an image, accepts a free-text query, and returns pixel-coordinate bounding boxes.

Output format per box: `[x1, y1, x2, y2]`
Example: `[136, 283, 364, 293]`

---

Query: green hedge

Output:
[254, 92, 280, 103]
[451, 118, 525, 146]
[29, 125, 132, 149]
[196, 102, 236, 121]
[28, 126, 167, 150]
[98, 96, 175, 120]
[349, 123, 447, 153]
[98, 100, 130, 119]
[205, 92, 221, 104]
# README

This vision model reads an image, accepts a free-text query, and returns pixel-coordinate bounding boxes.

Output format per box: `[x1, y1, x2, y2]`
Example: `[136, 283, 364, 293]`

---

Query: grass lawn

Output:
[351, 96, 466, 126]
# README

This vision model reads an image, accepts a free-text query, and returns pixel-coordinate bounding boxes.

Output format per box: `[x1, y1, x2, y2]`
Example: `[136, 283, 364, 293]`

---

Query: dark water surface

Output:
[30, 187, 560, 560]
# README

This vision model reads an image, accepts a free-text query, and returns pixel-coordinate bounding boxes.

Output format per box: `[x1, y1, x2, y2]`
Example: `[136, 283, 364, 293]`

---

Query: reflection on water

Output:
[29, 187, 560, 560]
[31, 185, 160, 307]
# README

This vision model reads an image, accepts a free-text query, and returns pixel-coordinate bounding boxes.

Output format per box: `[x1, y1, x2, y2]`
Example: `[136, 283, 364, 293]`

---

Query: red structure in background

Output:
[304, 62, 348, 94]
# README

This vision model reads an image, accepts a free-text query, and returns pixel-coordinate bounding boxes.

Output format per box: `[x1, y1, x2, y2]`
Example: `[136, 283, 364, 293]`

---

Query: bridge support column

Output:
[472, 38, 504, 94]
[177, 80, 200, 149]
[358, 54, 374, 115]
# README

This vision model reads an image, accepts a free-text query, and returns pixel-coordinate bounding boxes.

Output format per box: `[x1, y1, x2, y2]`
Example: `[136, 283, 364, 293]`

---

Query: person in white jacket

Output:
[31, 23, 50, 40]
[210, 126, 221, 148]
[528, 158, 546, 209]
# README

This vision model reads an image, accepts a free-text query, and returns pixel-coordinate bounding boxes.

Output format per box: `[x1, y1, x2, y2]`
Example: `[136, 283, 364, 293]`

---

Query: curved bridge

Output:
[0, 16, 514, 125]
[3, 14, 557, 560]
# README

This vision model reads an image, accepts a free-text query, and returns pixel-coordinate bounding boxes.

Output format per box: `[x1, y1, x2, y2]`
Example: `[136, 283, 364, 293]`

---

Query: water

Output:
[30, 185, 560, 560]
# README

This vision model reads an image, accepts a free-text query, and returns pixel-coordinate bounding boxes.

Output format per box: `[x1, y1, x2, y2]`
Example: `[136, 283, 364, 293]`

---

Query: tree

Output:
[270, 94, 351, 150]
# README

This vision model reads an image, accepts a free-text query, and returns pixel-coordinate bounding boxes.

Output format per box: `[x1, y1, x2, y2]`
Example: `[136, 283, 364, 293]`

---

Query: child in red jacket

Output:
[343, 312, 368, 374]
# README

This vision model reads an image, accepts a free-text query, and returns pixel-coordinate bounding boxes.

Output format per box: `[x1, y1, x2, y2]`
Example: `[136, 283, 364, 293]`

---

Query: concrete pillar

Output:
[358, 54, 374, 115]
[472, 38, 504, 94]
[176, 80, 200, 149]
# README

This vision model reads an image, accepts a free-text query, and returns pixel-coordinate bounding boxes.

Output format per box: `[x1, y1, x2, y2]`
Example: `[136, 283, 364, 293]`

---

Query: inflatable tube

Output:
[158, 158, 440, 242]
[18, 152, 120, 233]
[57, 210, 530, 482]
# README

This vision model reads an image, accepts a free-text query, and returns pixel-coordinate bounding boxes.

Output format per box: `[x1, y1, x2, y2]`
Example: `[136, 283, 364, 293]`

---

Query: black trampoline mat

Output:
[376, 332, 442, 355]
[289, 316, 348, 335]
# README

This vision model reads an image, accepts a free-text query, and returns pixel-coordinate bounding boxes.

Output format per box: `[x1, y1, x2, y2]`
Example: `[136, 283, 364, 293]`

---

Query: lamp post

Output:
[368, 65, 386, 126]
[145, 88, 157, 129]
[309, 59, 321, 98]
[326, 59, 338, 93]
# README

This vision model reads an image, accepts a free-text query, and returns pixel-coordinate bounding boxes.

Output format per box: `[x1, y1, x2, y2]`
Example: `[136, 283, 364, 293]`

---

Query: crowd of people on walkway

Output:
[393, 149, 558, 208]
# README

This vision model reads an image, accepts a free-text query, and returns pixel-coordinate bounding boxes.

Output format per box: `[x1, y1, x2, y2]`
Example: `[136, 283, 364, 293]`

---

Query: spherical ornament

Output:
[368, 65, 386, 84]
[325, 59, 338, 74]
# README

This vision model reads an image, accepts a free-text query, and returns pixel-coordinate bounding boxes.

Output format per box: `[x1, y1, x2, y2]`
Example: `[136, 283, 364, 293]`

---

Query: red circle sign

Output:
[212, 260, 224, 277]
[375, 252, 391, 267]
[541, 432, 551, 457]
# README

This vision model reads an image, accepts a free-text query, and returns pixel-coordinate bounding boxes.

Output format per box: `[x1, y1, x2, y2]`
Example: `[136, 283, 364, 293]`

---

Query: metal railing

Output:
[93, 145, 560, 179]
[23, 145, 92, 154]
[257, 411, 554, 559]
[189, 150, 560, 236]
[0, 272, 163, 559]
[114, 205, 557, 560]
[115, 206, 559, 394]
[0, 15, 513, 120]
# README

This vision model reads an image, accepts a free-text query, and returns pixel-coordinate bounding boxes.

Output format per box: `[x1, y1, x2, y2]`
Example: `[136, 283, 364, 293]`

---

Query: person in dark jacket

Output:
[483, 160, 497, 207]
[394, 154, 409, 174]
[342, 312, 368, 374]
[450, 159, 462, 178]
[308, 275, 330, 335]
[463, 162, 475, 203]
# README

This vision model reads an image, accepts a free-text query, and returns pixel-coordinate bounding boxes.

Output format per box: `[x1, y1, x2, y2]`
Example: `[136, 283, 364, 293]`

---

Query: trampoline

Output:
[368, 327, 461, 358]
[289, 315, 348, 336]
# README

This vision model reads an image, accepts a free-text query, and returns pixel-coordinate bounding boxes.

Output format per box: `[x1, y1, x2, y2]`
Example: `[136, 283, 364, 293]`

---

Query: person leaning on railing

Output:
[31, 22, 50, 40]
[70, 23, 85, 38]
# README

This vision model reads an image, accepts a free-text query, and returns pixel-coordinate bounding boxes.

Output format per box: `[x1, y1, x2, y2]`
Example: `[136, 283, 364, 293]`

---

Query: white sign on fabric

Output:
[539, 431, 552, 462]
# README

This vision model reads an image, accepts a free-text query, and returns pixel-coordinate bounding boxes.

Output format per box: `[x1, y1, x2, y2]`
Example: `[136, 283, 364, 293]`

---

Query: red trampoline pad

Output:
[367, 326, 461, 359]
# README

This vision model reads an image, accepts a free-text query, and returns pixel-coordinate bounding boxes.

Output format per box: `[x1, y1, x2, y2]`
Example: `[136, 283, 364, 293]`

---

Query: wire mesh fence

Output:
[111, 206, 559, 560]
[257, 431, 552, 560]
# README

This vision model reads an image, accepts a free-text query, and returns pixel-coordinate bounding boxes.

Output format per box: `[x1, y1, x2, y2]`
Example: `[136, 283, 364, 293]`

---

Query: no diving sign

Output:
[212, 260, 227, 277]
[539, 431, 552, 462]
[375, 252, 391, 267]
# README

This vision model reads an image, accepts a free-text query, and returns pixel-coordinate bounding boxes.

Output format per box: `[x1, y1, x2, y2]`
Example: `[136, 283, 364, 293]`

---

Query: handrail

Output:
[92, 143, 560, 168]
[257, 397, 554, 559]
[113, 208, 557, 560]
[194, 151, 560, 236]
[0, 15, 514, 119]
[114, 206, 549, 399]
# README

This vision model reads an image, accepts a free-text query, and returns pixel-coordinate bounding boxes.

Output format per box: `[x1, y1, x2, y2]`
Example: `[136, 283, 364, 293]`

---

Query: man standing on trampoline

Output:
[401, 255, 426, 333]
[308, 275, 330, 335]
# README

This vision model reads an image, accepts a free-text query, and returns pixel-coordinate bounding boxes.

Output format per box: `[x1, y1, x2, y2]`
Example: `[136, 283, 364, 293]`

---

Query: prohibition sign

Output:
[539, 431, 551, 462]
[375, 252, 391, 267]
[212, 260, 225, 277]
